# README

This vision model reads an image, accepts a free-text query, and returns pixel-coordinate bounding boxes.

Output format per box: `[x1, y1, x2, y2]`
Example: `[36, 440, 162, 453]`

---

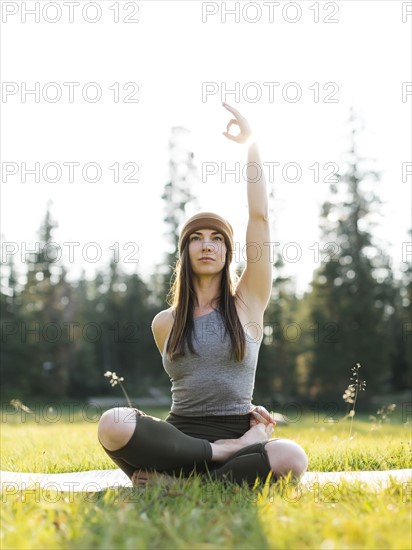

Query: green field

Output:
[1, 408, 411, 549]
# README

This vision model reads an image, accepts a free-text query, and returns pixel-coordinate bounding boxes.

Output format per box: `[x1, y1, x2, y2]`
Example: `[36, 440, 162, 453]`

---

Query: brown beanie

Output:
[178, 211, 234, 264]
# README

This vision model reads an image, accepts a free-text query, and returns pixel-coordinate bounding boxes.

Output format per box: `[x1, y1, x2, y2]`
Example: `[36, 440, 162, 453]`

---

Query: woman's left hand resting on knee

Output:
[249, 405, 276, 433]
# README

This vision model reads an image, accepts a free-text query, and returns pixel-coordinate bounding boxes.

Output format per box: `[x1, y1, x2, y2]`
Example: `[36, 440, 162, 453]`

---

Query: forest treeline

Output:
[1, 122, 411, 407]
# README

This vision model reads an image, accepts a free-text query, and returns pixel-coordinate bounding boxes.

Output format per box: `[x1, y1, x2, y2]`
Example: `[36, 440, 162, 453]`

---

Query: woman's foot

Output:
[211, 422, 274, 462]
[131, 469, 175, 489]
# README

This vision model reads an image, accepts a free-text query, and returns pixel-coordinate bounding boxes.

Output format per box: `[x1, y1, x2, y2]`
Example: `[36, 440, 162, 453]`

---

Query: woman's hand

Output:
[222, 102, 253, 144]
[249, 405, 276, 428]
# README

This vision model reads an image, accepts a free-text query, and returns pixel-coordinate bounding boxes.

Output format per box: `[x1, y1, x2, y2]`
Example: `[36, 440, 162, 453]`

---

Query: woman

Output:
[98, 103, 308, 487]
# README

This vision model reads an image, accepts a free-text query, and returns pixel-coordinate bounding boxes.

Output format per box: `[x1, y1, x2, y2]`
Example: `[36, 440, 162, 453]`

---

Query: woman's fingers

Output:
[250, 406, 277, 426]
[250, 405, 276, 432]
[226, 119, 239, 132]
[222, 103, 252, 143]
[224, 119, 240, 141]
[223, 103, 248, 128]
[222, 131, 239, 142]
[265, 423, 274, 437]
[223, 102, 241, 118]
[250, 410, 265, 423]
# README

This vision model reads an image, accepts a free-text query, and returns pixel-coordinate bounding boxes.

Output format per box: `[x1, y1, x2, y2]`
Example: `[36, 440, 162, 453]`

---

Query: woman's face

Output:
[187, 228, 227, 275]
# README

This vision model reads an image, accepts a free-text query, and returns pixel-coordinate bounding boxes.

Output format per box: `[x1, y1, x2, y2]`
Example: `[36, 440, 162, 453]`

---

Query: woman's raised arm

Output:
[222, 102, 272, 312]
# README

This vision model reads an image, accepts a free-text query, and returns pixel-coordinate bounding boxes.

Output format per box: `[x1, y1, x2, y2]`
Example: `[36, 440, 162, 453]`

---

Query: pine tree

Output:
[66, 269, 101, 397]
[0, 249, 27, 398]
[308, 108, 396, 399]
[388, 229, 412, 390]
[152, 127, 199, 306]
[17, 206, 73, 397]
[88, 261, 164, 399]
[257, 251, 300, 405]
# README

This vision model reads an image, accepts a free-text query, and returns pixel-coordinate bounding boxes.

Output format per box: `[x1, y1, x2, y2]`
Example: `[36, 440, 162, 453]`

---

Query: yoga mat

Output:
[1, 469, 411, 493]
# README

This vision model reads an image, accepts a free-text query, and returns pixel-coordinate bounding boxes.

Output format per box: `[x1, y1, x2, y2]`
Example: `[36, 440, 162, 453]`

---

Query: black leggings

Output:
[99, 410, 273, 486]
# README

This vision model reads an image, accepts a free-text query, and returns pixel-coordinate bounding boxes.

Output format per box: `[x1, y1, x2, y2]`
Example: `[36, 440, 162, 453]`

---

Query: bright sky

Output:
[1, 0, 411, 296]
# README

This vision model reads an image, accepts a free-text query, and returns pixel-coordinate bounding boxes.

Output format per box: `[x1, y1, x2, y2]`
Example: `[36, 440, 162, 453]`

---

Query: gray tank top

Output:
[162, 308, 261, 416]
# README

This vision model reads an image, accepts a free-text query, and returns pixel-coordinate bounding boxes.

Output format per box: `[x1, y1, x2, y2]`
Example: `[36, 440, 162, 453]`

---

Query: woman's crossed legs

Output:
[97, 408, 308, 487]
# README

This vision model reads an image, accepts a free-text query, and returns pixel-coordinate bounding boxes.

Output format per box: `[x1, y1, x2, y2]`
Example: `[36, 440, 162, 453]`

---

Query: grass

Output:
[1, 408, 411, 549]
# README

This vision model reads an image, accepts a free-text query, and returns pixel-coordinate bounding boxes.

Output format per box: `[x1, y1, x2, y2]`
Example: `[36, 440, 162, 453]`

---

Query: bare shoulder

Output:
[151, 307, 175, 355]
[152, 307, 175, 327]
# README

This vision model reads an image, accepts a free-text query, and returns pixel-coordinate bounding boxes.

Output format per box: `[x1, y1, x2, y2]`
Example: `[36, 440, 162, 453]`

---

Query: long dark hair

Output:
[166, 243, 246, 362]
